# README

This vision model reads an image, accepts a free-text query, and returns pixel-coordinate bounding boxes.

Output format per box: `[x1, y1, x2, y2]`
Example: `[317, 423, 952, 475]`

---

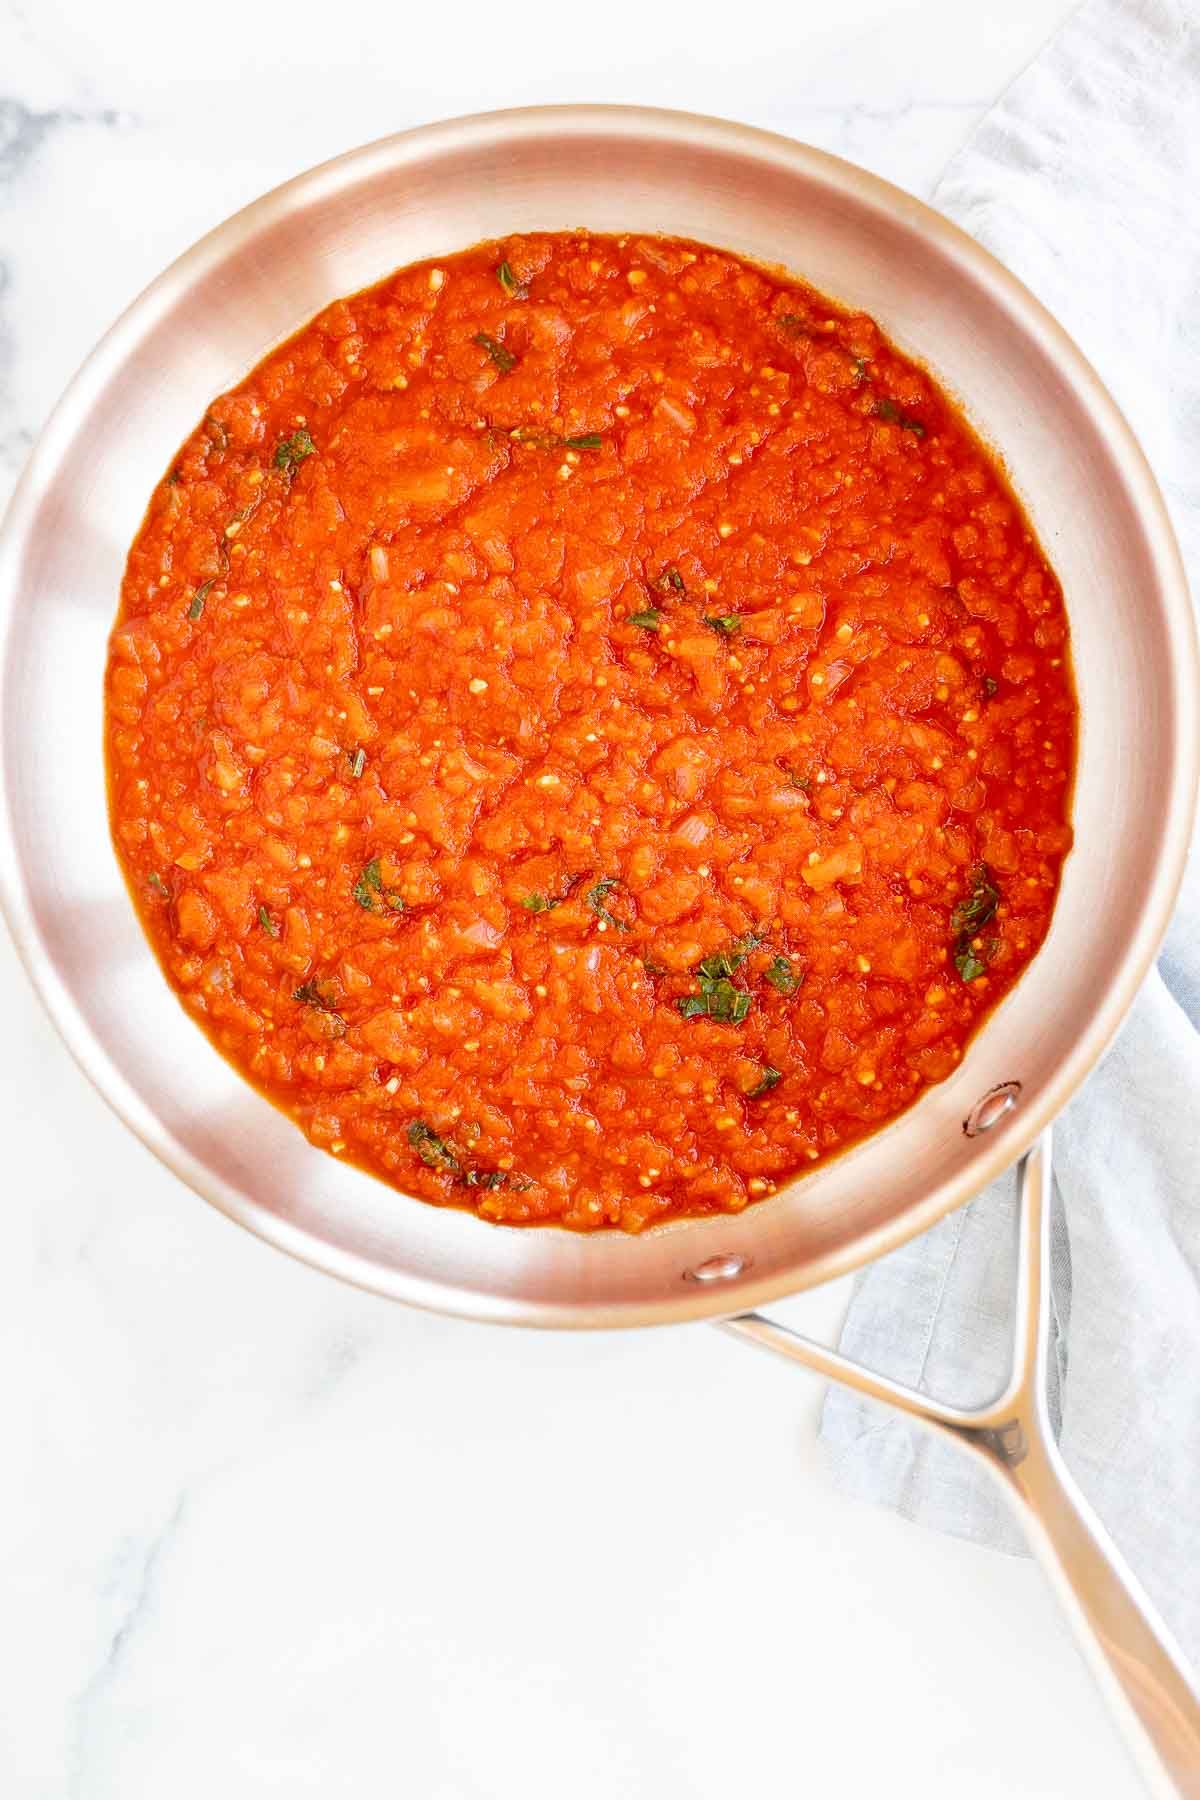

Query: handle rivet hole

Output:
[684, 1252, 749, 1284]
[964, 1081, 1022, 1137]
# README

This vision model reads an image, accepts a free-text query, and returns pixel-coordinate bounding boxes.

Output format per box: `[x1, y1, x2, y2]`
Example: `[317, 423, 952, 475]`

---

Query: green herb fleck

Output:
[408, 1120, 461, 1174]
[462, 1168, 507, 1190]
[954, 946, 989, 983]
[353, 858, 382, 909]
[521, 893, 561, 914]
[852, 357, 870, 382]
[653, 565, 687, 595]
[777, 314, 810, 339]
[204, 415, 229, 453]
[496, 260, 523, 297]
[628, 608, 662, 631]
[703, 614, 742, 636]
[187, 579, 214, 622]
[747, 1065, 783, 1099]
[696, 932, 763, 983]
[166, 466, 182, 486]
[677, 978, 752, 1024]
[274, 428, 316, 471]
[292, 979, 345, 1032]
[874, 397, 926, 437]
[353, 857, 405, 915]
[586, 876, 630, 932]
[349, 747, 367, 779]
[520, 874, 580, 915]
[950, 864, 1000, 939]
[764, 954, 801, 996]
[147, 872, 169, 897]
[951, 863, 1001, 983]
[510, 427, 560, 449]
[983, 675, 999, 699]
[258, 905, 280, 938]
[510, 427, 600, 451]
[677, 933, 763, 1024]
[474, 331, 516, 373]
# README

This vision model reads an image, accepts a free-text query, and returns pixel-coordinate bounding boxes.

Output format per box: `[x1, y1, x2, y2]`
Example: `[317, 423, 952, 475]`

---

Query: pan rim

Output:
[1, 104, 1195, 1326]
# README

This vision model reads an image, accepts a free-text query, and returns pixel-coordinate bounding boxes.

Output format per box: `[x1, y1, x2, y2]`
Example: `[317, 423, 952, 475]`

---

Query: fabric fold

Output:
[819, 0, 1200, 1662]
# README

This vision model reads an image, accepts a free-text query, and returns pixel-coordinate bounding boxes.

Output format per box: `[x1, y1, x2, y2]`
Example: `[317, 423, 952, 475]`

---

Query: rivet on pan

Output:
[963, 1081, 1022, 1137]
[684, 1252, 749, 1284]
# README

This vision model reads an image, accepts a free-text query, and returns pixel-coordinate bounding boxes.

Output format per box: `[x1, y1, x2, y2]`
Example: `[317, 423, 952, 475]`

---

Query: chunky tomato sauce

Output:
[106, 232, 1076, 1231]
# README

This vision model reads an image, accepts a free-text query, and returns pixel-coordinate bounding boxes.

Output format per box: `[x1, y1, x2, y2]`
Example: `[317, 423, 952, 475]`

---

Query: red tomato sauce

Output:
[106, 232, 1076, 1231]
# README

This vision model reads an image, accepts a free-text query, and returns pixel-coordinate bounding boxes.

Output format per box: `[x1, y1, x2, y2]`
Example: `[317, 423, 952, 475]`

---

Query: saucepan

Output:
[0, 107, 1197, 1794]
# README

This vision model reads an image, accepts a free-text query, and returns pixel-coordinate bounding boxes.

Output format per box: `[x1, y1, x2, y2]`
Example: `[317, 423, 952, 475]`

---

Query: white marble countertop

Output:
[4, 1, 1146, 1795]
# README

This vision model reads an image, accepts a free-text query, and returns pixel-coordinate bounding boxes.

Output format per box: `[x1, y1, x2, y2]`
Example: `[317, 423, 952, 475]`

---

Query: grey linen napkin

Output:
[819, 0, 1200, 1663]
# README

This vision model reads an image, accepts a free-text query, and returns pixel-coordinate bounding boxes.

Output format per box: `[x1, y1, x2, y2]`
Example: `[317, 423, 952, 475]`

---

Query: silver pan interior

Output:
[0, 107, 1194, 1326]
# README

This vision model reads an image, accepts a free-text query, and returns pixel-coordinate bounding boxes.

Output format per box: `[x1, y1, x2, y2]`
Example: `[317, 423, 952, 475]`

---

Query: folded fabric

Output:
[819, 0, 1200, 1662]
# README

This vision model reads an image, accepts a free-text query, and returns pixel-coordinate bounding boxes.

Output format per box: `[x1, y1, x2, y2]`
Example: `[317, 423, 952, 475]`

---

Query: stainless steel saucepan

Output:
[1, 107, 1197, 1794]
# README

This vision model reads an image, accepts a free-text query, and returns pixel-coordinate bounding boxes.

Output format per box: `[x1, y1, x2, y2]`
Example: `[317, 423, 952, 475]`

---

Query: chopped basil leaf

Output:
[462, 1168, 507, 1190]
[852, 357, 871, 382]
[764, 954, 801, 996]
[703, 614, 741, 636]
[874, 397, 926, 437]
[408, 1120, 461, 1174]
[950, 863, 1000, 939]
[349, 747, 367, 779]
[292, 979, 345, 1031]
[496, 260, 523, 297]
[166, 467, 182, 486]
[187, 578, 214, 622]
[747, 1065, 783, 1099]
[474, 331, 516, 373]
[408, 1122, 516, 1191]
[628, 608, 662, 631]
[147, 871, 169, 897]
[777, 314, 810, 339]
[680, 978, 752, 1024]
[653, 565, 687, 595]
[520, 874, 580, 914]
[353, 858, 381, 909]
[509, 427, 599, 451]
[258, 905, 280, 938]
[293, 979, 333, 1008]
[274, 428, 316, 471]
[983, 675, 999, 698]
[353, 857, 404, 914]
[696, 932, 763, 983]
[951, 863, 1001, 983]
[677, 934, 762, 1023]
[225, 497, 260, 533]
[586, 876, 631, 931]
[510, 427, 560, 449]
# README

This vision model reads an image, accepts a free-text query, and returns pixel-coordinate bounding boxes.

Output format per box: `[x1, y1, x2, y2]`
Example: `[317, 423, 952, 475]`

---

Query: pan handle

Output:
[721, 1132, 1200, 1798]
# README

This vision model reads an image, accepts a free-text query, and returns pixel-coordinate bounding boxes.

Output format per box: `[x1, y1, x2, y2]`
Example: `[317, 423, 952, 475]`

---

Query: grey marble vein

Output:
[67, 1494, 187, 1795]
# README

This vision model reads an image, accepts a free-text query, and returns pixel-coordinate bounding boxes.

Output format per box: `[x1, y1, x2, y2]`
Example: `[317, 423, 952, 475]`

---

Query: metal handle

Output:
[722, 1132, 1200, 1797]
